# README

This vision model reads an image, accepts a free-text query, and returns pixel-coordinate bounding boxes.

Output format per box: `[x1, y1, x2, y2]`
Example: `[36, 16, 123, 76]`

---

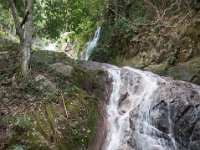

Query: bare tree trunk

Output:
[8, 0, 34, 75]
[21, 13, 33, 74]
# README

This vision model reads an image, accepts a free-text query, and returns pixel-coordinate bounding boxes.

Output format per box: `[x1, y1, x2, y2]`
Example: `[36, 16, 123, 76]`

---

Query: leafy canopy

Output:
[1, 0, 102, 51]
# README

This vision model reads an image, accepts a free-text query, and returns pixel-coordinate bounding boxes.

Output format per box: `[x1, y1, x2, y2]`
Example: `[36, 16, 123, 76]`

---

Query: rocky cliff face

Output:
[90, 1, 200, 85]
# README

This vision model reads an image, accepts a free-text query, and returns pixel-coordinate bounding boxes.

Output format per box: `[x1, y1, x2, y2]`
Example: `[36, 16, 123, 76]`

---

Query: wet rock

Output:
[118, 97, 131, 115]
[130, 76, 200, 149]
[50, 62, 74, 77]
[118, 92, 128, 105]
[105, 66, 200, 150]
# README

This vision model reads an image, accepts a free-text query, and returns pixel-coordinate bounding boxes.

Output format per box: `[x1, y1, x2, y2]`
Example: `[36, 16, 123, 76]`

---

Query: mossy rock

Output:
[187, 57, 200, 84]
[144, 63, 168, 76]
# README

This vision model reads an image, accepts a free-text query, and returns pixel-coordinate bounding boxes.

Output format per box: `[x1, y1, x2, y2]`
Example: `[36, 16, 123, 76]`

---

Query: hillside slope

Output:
[0, 37, 108, 150]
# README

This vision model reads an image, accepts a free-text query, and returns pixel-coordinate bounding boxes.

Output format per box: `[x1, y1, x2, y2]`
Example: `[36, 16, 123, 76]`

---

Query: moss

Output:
[114, 55, 145, 68]
[187, 57, 200, 84]
[7, 88, 99, 149]
[187, 57, 200, 73]
[143, 63, 169, 76]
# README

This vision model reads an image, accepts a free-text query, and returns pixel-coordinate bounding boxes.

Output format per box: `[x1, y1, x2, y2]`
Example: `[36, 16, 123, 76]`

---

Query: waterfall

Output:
[81, 27, 101, 60]
[104, 66, 166, 150]
[101, 65, 200, 150]
[79, 28, 200, 150]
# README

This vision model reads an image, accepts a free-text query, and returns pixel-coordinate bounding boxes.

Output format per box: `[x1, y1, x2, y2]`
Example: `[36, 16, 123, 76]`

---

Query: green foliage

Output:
[32, 38, 50, 51]
[0, 30, 6, 36]
[90, 0, 200, 64]
[32, 0, 103, 52]
[1, 0, 103, 53]
[41, 92, 57, 101]
[0, 3, 15, 35]
[12, 145, 25, 150]
[90, 46, 112, 62]
[13, 115, 32, 128]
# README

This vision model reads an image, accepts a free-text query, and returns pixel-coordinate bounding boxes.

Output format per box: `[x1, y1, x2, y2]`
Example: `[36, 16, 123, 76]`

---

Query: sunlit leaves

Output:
[32, 0, 101, 41]
[1, 0, 102, 51]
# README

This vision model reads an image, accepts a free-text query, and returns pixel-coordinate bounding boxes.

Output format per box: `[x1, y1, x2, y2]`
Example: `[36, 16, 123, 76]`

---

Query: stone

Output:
[118, 97, 131, 115]
[104, 66, 200, 150]
[144, 57, 200, 85]
[35, 74, 59, 94]
[50, 62, 74, 77]
[129, 74, 200, 150]
[167, 63, 194, 82]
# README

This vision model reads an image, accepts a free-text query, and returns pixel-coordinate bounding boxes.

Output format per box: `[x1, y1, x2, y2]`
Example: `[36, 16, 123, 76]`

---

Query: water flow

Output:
[104, 66, 177, 150]
[81, 27, 101, 60]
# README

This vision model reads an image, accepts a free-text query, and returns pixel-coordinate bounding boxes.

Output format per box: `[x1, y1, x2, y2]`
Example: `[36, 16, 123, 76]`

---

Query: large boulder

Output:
[127, 69, 200, 149]
[35, 74, 59, 94]
[104, 66, 200, 150]
[50, 62, 74, 77]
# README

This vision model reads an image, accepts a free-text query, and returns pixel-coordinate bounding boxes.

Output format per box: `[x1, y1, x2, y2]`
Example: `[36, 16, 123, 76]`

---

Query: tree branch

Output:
[61, 93, 69, 119]
[7, 0, 23, 38]
[154, 0, 179, 24]
[142, 0, 160, 18]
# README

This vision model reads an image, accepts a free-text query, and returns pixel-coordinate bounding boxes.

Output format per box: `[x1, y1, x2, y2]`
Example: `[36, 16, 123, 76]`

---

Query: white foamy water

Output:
[81, 27, 101, 60]
[104, 66, 178, 150]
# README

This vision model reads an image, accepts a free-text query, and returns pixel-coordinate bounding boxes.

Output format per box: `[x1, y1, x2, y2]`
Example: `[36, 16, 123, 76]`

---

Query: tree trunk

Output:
[21, 12, 33, 74]
[8, 0, 34, 75]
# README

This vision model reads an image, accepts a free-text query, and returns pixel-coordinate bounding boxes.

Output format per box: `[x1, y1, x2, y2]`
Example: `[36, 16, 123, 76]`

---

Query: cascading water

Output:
[80, 25, 200, 150]
[81, 27, 101, 61]
[101, 65, 200, 150]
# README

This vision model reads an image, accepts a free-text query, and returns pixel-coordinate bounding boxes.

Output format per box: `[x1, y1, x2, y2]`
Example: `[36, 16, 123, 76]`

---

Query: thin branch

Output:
[172, 10, 193, 27]
[142, 0, 160, 18]
[135, 0, 145, 9]
[108, 3, 193, 29]
[154, 0, 179, 24]
[153, 9, 193, 28]
[61, 93, 69, 119]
